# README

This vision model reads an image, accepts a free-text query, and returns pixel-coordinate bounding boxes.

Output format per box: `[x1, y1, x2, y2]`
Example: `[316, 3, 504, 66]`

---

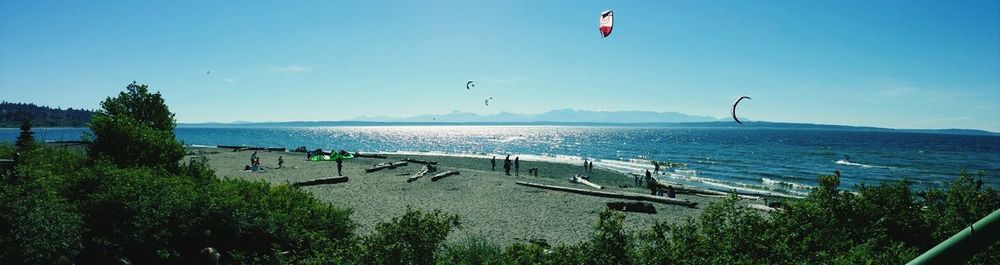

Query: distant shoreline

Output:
[174, 121, 999, 136]
[1, 123, 997, 137]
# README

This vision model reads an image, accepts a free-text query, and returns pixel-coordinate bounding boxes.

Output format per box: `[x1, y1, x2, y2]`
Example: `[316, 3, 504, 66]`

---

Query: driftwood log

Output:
[402, 158, 438, 165]
[430, 171, 460, 181]
[292, 176, 349, 187]
[407, 165, 437, 183]
[355, 152, 388, 159]
[747, 203, 780, 212]
[515, 181, 697, 207]
[606, 201, 657, 214]
[650, 180, 726, 196]
[365, 162, 409, 173]
[217, 145, 286, 152]
[573, 175, 603, 189]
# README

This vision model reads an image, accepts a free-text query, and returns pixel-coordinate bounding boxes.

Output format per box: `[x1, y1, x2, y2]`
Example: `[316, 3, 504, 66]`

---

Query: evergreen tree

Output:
[15, 118, 35, 151]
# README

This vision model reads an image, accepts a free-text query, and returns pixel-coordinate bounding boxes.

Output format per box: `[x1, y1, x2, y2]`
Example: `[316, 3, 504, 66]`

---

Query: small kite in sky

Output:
[485, 97, 493, 106]
[466, 80, 475, 90]
[732, 96, 752, 124]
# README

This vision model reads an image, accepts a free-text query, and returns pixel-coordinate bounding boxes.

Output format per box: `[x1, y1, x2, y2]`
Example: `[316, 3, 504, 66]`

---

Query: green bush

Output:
[0, 171, 82, 265]
[4, 141, 360, 264]
[499, 243, 546, 265]
[361, 208, 460, 265]
[629, 172, 997, 265]
[437, 237, 502, 265]
[198, 179, 356, 263]
[586, 209, 632, 265]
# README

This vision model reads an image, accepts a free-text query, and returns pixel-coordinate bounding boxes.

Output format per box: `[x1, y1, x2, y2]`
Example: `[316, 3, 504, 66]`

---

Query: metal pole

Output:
[907, 209, 1000, 265]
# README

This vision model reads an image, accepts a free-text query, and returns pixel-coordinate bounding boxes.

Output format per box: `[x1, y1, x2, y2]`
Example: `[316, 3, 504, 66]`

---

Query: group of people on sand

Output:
[491, 155, 523, 176]
[245, 151, 264, 172]
[583, 160, 594, 172]
[641, 169, 676, 198]
[244, 151, 285, 172]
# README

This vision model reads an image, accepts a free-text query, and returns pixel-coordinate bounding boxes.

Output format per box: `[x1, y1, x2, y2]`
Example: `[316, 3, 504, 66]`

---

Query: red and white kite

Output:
[599, 10, 614, 38]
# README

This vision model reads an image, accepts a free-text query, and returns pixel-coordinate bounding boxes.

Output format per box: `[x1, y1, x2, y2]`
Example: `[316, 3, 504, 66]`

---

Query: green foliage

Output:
[2, 140, 356, 264]
[0, 169, 82, 265]
[15, 118, 35, 151]
[628, 173, 997, 265]
[361, 208, 460, 265]
[88, 82, 184, 172]
[437, 237, 502, 265]
[98, 82, 176, 131]
[499, 243, 546, 265]
[180, 153, 216, 183]
[0, 101, 93, 128]
[198, 179, 356, 263]
[60, 164, 357, 264]
[920, 170, 1000, 263]
[587, 209, 631, 265]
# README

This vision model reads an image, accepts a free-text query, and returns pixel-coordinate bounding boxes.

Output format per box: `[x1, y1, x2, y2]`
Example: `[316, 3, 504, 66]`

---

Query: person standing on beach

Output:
[504, 155, 511, 176]
[278, 156, 284, 169]
[335, 156, 343, 176]
[491, 156, 496, 171]
[251, 151, 258, 165]
[514, 157, 520, 176]
[646, 170, 656, 195]
[653, 162, 660, 174]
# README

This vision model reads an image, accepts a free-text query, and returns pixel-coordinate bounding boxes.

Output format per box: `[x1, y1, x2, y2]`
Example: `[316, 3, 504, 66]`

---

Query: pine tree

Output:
[15, 118, 35, 151]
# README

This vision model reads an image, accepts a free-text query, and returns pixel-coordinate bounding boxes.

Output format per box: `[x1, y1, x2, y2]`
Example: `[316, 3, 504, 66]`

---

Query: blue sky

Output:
[1, 1, 998, 131]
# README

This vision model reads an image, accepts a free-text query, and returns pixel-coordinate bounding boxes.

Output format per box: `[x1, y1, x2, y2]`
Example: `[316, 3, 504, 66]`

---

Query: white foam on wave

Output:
[835, 159, 894, 169]
[368, 150, 810, 198]
[762, 177, 814, 190]
[487, 136, 528, 143]
[188, 144, 215, 148]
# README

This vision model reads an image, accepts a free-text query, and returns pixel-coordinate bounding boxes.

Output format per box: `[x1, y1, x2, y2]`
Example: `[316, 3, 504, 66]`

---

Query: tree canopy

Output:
[0, 102, 93, 128]
[88, 82, 183, 172]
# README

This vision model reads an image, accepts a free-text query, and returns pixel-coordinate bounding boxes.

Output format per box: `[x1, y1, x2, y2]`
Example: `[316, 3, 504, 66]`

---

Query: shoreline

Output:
[193, 144, 809, 200]
[190, 147, 737, 245]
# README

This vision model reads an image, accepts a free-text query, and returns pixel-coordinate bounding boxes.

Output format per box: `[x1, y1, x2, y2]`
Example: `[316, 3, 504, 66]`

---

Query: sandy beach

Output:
[191, 147, 722, 245]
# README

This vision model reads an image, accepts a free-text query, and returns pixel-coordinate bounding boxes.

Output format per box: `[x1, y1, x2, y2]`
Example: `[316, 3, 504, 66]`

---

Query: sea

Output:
[2, 126, 998, 198]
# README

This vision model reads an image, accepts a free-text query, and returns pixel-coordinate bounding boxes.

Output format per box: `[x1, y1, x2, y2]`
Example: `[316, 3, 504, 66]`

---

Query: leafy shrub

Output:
[51, 159, 355, 264]
[0, 171, 82, 265]
[198, 179, 356, 264]
[361, 208, 460, 265]
[499, 243, 546, 265]
[437, 237, 502, 265]
[586, 209, 632, 265]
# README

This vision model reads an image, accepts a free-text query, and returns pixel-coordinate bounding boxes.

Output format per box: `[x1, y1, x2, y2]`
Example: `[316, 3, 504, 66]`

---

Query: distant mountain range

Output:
[353, 109, 719, 123]
[178, 109, 998, 136]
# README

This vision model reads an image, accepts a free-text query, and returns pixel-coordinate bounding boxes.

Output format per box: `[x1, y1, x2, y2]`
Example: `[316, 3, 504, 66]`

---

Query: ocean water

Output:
[2, 126, 998, 197]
